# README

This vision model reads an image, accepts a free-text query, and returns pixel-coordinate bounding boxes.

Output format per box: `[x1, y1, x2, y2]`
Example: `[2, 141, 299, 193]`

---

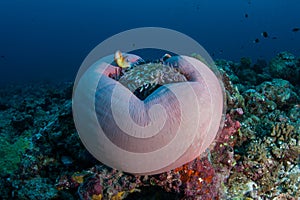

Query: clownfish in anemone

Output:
[114, 50, 132, 68]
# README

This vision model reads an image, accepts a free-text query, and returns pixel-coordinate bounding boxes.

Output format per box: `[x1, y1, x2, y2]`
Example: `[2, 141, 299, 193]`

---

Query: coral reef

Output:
[256, 79, 299, 109]
[17, 177, 58, 199]
[269, 51, 300, 85]
[0, 136, 30, 177]
[226, 121, 300, 199]
[57, 166, 142, 200]
[0, 51, 299, 199]
[214, 52, 300, 199]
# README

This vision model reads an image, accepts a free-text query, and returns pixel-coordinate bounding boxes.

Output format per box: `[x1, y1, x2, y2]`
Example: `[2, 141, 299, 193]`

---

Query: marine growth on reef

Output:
[72, 51, 225, 175]
[1, 51, 299, 200]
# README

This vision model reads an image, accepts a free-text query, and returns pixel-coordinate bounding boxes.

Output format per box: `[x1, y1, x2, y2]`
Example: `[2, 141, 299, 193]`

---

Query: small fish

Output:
[114, 50, 131, 68]
[292, 27, 300, 32]
[253, 38, 260, 43]
[161, 53, 171, 62]
[271, 36, 277, 39]
[245, 13, 248, 18]
[261, 31, 268, 38]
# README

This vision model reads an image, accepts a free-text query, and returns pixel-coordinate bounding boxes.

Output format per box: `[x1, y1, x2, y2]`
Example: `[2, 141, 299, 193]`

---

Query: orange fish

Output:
[114, 50, 131, 68]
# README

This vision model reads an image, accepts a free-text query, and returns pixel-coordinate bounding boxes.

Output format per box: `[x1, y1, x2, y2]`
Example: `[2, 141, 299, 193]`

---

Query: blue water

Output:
[0, 0, 299, 83]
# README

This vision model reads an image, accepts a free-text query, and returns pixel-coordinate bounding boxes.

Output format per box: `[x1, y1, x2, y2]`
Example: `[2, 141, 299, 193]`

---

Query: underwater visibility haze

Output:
[0, 0, 300, 83]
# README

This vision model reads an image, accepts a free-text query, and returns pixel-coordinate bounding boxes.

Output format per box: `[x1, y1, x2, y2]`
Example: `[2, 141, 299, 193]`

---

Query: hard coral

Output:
[219, 68, 245, 113]
[269, 51, 300, 85]
[256, 79, 299, 110]
[243, 89, 276, 116]
[17, 177, 58, 199]
[227, 120, 300, 199]
[74, 166, 141, 200]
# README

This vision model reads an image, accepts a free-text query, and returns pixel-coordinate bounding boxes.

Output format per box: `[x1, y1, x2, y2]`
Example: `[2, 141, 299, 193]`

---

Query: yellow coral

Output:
[71, 172, 85, 184]
[271, 122, 295, 142]
[92, 194, 102, 200]
[111, 191, 125, 200]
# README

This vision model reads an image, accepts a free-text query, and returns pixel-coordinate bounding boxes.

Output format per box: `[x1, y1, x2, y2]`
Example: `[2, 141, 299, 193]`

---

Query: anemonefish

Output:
[161, 53, 172, 62]
[114, 50, 131, 68]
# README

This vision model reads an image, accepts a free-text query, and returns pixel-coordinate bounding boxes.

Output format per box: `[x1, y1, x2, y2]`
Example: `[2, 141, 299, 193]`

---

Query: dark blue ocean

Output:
[0, 0, 299, 84]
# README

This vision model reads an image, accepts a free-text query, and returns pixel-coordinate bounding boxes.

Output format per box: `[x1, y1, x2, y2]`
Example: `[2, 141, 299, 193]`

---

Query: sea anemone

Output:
[119, 62, 187, 100]
[72, 53, 225, 175]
